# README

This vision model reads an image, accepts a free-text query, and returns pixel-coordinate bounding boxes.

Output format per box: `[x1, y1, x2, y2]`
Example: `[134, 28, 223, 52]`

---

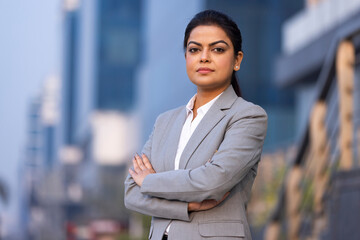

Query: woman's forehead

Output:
[187, 25, 231, 44]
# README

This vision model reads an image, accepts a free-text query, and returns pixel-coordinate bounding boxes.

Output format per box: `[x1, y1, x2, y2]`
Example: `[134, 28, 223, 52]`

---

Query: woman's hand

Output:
[188, 192, 230, 212]
[129, 153, 156, 187]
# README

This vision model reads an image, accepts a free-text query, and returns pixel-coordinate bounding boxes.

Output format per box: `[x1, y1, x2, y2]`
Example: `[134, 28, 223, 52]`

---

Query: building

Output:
[59, 0, 143, 237]
[20, 0, 308, 239]
[19, 76, 64, 240]
[264, 0, 360, 239]
[276, 0, 360, 138]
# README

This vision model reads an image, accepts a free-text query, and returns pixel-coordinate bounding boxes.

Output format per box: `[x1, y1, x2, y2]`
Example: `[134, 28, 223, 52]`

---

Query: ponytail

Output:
[231, 72, 242, 97]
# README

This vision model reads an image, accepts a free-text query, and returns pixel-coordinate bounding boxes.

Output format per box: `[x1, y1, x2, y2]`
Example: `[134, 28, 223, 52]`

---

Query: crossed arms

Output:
[124, 109, 267, 220]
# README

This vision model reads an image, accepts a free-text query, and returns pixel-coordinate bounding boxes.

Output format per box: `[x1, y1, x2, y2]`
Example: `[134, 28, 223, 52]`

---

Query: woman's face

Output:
[185, 25, 243, 91]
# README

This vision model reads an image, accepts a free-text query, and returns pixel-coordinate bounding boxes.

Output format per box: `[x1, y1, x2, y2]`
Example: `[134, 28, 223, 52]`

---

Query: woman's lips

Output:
[197, 67, 214, 74]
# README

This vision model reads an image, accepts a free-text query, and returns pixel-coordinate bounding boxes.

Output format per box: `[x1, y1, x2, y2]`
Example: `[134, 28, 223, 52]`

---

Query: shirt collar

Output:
[185, 91, 224, 116]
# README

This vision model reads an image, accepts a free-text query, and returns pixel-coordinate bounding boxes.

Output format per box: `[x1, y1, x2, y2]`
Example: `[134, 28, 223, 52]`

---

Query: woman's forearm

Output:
[124, 174, 191, 221]
[141, 114, 267, 202]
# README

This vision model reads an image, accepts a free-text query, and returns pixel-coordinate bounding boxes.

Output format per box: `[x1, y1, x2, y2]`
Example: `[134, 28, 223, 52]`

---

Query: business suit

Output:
[124, 85, 267, 239]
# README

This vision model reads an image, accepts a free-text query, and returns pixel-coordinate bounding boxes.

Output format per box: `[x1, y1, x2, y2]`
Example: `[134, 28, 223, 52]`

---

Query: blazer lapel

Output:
[178, 85, 238, 169]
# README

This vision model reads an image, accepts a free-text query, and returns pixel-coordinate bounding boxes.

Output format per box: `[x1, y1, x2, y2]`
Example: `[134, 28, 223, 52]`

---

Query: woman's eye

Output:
[213, 48, 225, 53]
[188, 48, 199, 53]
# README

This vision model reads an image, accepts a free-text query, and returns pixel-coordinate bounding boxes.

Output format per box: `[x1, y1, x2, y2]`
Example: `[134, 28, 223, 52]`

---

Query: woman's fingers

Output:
[129, 168, 139, 181]
[215, 192, 230, 205]
[218, 192, 230, 203]
[197, 199, 218, 211]
[129, 167, 143, 186]
[130, 153, 155, 186]
[135, 153, 146, 170]
[129, 168, 135, 176]
[189, 191, 231, 212]
[133, 157, 142, 173]
[142, 153, 155, 172]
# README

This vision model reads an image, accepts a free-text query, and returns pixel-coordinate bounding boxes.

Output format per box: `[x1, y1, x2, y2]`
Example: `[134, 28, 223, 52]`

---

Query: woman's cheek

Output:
[186, 57, 195, 68]
[220, 58, 234, 74]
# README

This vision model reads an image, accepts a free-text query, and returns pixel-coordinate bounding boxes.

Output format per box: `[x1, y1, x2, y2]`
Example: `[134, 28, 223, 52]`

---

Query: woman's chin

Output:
[191, 81, 230, 91]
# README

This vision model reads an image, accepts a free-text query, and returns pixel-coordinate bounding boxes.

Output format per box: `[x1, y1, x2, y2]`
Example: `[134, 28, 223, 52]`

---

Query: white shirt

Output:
[174, 92, 223, 169]
[165, 91, 223, 234]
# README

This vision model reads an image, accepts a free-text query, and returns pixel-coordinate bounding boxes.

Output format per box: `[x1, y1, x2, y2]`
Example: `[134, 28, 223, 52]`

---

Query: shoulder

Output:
[231, 97, 267, 119]
[225, 97, 268, 134]
[154, 105, 185, 125]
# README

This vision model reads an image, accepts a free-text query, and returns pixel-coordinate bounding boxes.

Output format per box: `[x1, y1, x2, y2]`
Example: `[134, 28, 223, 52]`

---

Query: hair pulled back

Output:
[184, 10, 243, 97]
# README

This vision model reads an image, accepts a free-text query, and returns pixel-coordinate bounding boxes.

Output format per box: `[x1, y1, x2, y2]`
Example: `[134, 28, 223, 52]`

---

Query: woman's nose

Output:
[200, 50, 210, 62]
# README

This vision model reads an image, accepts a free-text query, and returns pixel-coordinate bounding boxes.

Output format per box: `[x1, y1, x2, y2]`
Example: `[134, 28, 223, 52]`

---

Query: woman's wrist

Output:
[188, 202, 195, 212]
[187, 202, 192, 212]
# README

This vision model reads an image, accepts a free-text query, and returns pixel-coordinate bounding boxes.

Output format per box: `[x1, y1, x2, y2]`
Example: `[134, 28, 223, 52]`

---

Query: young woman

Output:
[125, 10, 267, 240]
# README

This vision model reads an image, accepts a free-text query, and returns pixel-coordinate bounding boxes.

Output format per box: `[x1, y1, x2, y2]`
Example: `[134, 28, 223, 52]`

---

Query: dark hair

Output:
[184, 10, 243, 97]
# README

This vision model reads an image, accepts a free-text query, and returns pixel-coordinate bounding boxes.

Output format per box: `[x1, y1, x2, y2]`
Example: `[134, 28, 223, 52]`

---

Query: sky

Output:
[0, 0, 60, 231]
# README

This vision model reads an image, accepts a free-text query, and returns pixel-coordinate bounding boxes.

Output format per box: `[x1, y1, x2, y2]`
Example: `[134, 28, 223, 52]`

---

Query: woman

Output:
[125, 10, 267, 240]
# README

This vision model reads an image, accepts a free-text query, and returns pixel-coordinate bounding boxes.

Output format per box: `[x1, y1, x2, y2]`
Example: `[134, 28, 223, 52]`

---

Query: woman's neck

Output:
[194, 84, 229, 109]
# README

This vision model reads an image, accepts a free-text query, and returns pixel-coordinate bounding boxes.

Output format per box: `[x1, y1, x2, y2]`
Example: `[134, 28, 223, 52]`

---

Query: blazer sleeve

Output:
[124, 119, 190, 221]
[140, 106, 268, 202]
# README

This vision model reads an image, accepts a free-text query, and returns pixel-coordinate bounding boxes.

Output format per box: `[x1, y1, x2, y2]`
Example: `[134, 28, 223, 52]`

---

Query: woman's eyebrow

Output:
[188, 41, 201, 46]
[187, 40, 229, 47]
[209, 40, 229, 46]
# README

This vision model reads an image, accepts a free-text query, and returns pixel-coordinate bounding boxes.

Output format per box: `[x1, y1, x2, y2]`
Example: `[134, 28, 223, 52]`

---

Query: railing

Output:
[264, 21, 360, 240]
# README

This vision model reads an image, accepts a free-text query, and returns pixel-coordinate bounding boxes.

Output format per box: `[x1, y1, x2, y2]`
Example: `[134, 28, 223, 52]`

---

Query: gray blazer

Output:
[124, 85, 267, 240]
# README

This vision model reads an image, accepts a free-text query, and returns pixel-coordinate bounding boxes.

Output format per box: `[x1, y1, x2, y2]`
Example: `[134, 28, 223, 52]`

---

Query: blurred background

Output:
[0, 0, 359, 239]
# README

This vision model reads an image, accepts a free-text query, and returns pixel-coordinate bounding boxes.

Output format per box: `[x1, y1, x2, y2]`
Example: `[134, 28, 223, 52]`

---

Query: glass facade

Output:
[62, 10, 79, 145]
[96, 0, 142, 111]
[206, 0, 303, 149]
[206, 0, 302, 106]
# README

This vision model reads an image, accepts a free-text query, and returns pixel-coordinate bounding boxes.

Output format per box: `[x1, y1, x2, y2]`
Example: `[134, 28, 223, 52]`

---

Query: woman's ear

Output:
[234, 51, 243, 71]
